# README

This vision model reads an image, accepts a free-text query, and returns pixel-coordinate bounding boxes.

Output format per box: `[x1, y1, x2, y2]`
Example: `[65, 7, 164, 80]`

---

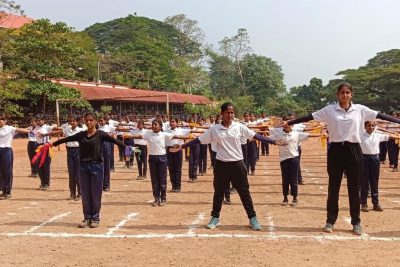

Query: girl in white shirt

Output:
[0, 115, 32, 199]
[27, 119, 39, 177]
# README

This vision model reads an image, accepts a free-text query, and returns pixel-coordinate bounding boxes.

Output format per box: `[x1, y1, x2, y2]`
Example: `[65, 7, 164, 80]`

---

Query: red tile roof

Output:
[52, 80, 211, 105]
[0, 13, 33, 29]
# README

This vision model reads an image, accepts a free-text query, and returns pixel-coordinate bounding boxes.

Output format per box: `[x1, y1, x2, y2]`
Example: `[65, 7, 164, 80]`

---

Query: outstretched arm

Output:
[377, 113, 400, 124]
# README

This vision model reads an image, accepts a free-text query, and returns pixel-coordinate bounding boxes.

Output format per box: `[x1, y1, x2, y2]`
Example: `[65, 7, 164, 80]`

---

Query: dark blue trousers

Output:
[241, 144, 248, 170]
[27, 141, 38, 175]
[149, 155, 167, 201]
[247, 141, 257, 173]
[360, 155, 380, 205]
[0, 148, 13, 194]
[199, 144, 208, 173]
[261, 141, 269, 155]
[388, 139, 399, 167]
[67, 147, 81, 196]
[102, 142, 111, 190]
[297, 146, 303, 182]
[135, 145, 148, 177]
[110, 143, 115, 170]
[280, 157, 299, 197]
[37, 144, 51, 187]
[167, 149, 183, 190]
[189, 144, 200, 179]
[208, 144, 216, 168]
[124, 139, 135, 166]
[79, 162, 104, 222]
[117, 135, 124, 161]
[379, 141, 388, 162]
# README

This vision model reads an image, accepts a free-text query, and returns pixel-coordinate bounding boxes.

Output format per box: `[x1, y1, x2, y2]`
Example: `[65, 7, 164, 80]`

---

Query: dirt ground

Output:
[0, 138, 400, 266]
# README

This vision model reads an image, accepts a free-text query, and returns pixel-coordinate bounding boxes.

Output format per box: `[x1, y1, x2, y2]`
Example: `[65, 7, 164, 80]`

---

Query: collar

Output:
[335, 102, 355, 112]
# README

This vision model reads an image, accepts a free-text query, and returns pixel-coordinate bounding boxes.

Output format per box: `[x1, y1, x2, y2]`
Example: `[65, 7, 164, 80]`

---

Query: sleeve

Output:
[361, 105, 378, 121]
[53, 132, 81, 146]
[253, 133, 276, 144]
[240, 124, 256, 140]
[10, 126, 17, 137]
[198, 128, 213, 144]
[297, 132, 309, 143]
[312, 106, 330, 122]
[164, 132, 174, 141]
[142, 131, 149, 141]
[46, 125, 54, 133]
[102, 131, 127, 148]
[379, 133, 389, 142]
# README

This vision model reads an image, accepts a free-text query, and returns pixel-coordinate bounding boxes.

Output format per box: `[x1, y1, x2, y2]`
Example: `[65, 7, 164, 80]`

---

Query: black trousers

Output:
[124, 139, 135, 166]
[199, 144, 208, 173]
[27, 141, 38, 175]
[360, 155, 380, 205]
[261, 142, 269, 155]
[117, 135, 124, 161]
[167, 148, 183, 190]
[388, 139, 399, 167]
[67, 147, 81, 196]
[247, 141, 257, 173]
[0, 148, 13, 194]
[189, 144, 200, 179]
[326, 142, 363, 226]
[37, 143, 51, 187]
[280, 157, 299, 197]
[135, 145, 148, 177]
[241, 144, 248, 170]
[212, 160, 256, 219]
[297, 146, 303, 182]
[379, 141, 388, 162]
[149, 155, 167, 201]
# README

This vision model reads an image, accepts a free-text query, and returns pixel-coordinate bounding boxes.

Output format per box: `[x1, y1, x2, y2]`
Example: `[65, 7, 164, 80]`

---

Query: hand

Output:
[274, 120, 287, 128]
[275, 140, 288, 146]
[169, 144, 182, 153]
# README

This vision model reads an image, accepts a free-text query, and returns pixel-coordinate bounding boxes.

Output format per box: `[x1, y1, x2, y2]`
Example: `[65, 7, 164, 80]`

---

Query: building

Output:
[52, 80, 211, 116]
[0, 13, 33, 29]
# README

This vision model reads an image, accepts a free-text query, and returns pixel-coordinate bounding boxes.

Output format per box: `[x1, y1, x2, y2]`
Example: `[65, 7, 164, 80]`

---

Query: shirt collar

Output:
[335, 102, 355, 112]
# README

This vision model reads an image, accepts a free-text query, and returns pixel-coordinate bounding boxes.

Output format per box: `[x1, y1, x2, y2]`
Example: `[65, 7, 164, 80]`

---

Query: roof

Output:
[52, 80, 211, 105]
[0, 13, 33, 29]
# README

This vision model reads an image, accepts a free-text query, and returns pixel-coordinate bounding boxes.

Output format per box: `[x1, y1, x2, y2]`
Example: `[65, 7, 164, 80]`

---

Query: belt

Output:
[331, 141, 358, 146]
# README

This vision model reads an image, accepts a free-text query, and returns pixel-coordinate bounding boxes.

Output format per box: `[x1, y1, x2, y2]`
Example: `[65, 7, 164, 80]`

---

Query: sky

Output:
[16, 0, 400, 88]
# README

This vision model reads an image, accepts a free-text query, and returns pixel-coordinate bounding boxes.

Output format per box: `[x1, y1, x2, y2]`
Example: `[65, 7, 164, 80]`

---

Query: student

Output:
[165, 117, 190, 192]
[27, 119, 39, 177]
[207, 115, 217, 169]
[98, 117, 116, 192]
[170, 103, 284, 231]
[51, 115, 85, 200]
[125, 119, 187, 206]
[52, 113, 126, 228]
[0, 115, 31, 199]
[288, 112, 307, 185]
[282, 82, 400, 235]
[104, 114, 119, 172]
[198, 118, 208, 176]
[132, 119, 149, 180]
[360, 121, 394, 212]
[35, 116, 56, 190]
[188, 123, 201, 183]
[270, 121, 318, 206]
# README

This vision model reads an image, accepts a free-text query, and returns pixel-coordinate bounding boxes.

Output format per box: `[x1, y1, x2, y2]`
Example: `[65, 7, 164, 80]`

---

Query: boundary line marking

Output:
[24, 212, 72, 234]
[106, 213, 139, 236]
[187, 213, 205, 236]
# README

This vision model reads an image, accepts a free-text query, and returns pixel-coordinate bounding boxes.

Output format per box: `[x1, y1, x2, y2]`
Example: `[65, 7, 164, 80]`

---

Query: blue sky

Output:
[16, 0, 400, 88]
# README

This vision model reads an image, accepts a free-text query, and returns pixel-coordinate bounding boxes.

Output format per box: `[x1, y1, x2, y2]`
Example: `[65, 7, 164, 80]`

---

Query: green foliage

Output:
[183, 103, 219, 118]
[264, 95, 309, 117]
[290, 77, 325, 110]
[100, 105, 112, 114]
[0, 0, 23, 17]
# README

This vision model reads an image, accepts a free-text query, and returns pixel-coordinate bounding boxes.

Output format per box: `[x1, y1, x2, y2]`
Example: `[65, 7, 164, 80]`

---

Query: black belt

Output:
[331, 141, 359, 146]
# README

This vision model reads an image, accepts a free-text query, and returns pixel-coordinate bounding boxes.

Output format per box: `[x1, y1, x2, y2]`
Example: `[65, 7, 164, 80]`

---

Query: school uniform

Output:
[27, 126, 39, 176]
[199, 138, 208, 175]
[165, 128, 190, 190]
[270, 131, 309, 199]
[257, 118, 270, 155]
[360, 131, 389, 205]
[99, 124, 115, 191]
[53, 130, 126, 223]
[62, 125, 85, 197]
[311, 103, 378, 226]
[293, 124, 306, 183]
[387, 126, 399, 169]
[116, 122, 125, 162]
[142, 131, 174, 203]
[132, 128, 149, 177]
[107, 119, 119, 171]
[188, 130, 201, 181]
[0, 125, 16, 195]
[120, 123, 134, 167]
[36, 124, 54, 188]
[244, 122, 257, 174]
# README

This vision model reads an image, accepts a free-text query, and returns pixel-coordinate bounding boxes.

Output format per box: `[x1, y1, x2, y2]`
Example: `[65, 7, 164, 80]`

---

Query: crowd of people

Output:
[0, 83, 399, 233]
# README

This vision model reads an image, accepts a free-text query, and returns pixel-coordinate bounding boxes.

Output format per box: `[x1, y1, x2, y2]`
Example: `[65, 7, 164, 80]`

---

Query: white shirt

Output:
[162, 121, 170, 131]
[0, 125, 16, 148]
[292, 123, 306, 132]
[312, 103, 378, 143]
[108, 119, 119, 128]
[36, 125, 53, 144]
[198, 122, 255, 162]
[360, 131, 389, 155]
[270, 131, 309, 162]
[62, 125, 85, 147]
[165, 128, 190, 146]
[27, 126, 38, 142]
[99, 124, 115, 134]
[142, 131, 174, 155]
[131, 128, 149, 145]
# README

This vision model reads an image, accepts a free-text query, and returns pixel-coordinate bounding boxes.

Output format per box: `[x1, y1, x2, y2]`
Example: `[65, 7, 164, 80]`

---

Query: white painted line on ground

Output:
[389, 199, 400, 204]
[18, 206, 33, 210]
[30, 202, 37, 205]
[343, 216, 351, 225]
[106, 213, 138, 236]
[187, 213, 205, 235]
[265, 213, 275, 237]
[319, 186, 324, 190]
[2, 231, 400, 241]
[6, 213, 16, 216]
[147, 199, 155, 203]
[24, 212, 71, 234]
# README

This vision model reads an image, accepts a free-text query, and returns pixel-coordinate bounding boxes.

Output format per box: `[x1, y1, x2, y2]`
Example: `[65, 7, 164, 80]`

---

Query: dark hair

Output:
[35, 115, 46, 121]
[152, 119, 163, 130]
[337, 82, 353, 93]
[221, 102, 234, 113]
[364, 120, 375, 127]
[282, 116, 290, 121]
[68, 115, 81, 122]
[243, 112, 249, 116]
[84, 112, 97, 120]
[137, 119, 145, 126]
[169, 117, 178, 123]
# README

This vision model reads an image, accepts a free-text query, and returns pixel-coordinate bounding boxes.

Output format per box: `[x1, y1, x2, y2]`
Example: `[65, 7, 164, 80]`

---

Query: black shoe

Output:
[159, 200, 167, 207]
[103, 188, 110, 192]
[78, 219, 90, 228]
[298, 180, 305, 185]
[89, 221, 100, 228]
[151, 199, 159, 207]
[373, 204, 383, 212]
[361, 204, 369, 212]
[282, 197, 289, 206]
[67, 194, 75, 200]
[224, 199, 232, 205]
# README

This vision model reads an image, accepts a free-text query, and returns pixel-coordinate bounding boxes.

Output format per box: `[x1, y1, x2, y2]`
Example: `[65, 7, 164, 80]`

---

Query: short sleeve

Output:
[361, 105, 378, 122]
[297, 132, 309, 143]
[379, 133, 389, 142]
[198, 127, 213, 144]
[46, 125, 54, 133]
[10, 126, 17, 136]
[164, 132, 174, 141]
[312, 105, 330, 122]
[142, 131, 150, 141]
[240, 124, 256, 140]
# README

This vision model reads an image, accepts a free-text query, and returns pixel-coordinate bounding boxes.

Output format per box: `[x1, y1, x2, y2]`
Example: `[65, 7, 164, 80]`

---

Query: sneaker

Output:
[74, 194, 81, 201]
[78, 219, 90, 228]
[373, 204, 383, 212]
[0, 194, 11, 200]
[67, 194, 75, 200]
[282, 198, 289, 206]
[206, 217, 219, 229]
[323, 223, 334, 233]
[229, 187, 236, 194]
[38, 185, 45, 190]
[136, 175, 142, 180]
[353, 224, 363, 235]
[249, 216, 262, 231]
[298, 180, 305, 185]
[224, 199, 232, 205]
[291, 199, 298, 207]
[361, 204, 369, 212]
[89, 221, 100, 228]
[159, 200, 167, 207]
[151, 199, 159, 207]
[103, 188, 110, 192]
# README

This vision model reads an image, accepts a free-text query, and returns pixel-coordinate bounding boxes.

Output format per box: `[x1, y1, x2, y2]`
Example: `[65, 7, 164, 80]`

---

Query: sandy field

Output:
[0, 138, 400, 266]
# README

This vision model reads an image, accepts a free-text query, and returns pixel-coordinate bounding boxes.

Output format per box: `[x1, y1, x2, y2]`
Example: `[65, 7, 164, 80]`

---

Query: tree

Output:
[0, 0, 23, 22]
[290, 77, 325, 110]
[264, 95, 309, 117]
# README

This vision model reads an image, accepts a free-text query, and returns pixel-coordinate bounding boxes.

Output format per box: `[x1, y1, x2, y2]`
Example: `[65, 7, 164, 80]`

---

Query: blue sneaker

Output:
[249, 216, 262, 231]
[206, 217, 219, 229]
